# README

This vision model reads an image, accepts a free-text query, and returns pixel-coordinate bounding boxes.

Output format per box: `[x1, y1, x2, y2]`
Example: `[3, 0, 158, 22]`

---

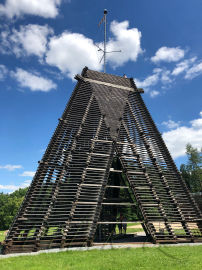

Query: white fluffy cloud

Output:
[20, 171, 35, 177]
[135, 54, 202, 97]
[172, 57, 196, 76]
[150, 90, 160, 98]
[46, 20, 143, 78]
[135, 73, 159, 89]
[0, 0, 62, 18]
[163, 111, 202, 158]
[161, 70, 172, 83]
[12, 68, 57, 92]
[172, 62, 188, 76]
[162, 119, 181, 129]
[106, 20, 142, 68]
[1, 24, 53, 58]
[151, 47, 185, 63]
[0, 21, 142, 78]
[172, 57, 202, 80]
[134, 68, 172, 96]
[0, 164, 23, 171]
[0, 64, 8, 80]
[46, 32, 102, 78]
[185, 61, 202, 79]
[0, 180, 31, 192]
[190, 117, 202, 129]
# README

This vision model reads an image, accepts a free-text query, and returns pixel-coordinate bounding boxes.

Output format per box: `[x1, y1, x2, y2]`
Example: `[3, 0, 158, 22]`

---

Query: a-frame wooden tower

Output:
[3, 67, 202, 254]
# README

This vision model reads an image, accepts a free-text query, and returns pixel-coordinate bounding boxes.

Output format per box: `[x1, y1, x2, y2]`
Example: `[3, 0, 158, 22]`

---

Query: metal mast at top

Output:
[97, 9, 121, 73]
[103, 9, 107, 73]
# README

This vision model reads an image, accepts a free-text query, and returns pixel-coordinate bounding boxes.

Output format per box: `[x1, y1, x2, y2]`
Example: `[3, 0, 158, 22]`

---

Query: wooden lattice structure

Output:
[3, 67, 202, 254]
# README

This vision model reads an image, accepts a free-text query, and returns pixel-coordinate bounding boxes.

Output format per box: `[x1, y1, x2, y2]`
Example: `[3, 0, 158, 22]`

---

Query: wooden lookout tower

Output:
[3, 67, 202, 254]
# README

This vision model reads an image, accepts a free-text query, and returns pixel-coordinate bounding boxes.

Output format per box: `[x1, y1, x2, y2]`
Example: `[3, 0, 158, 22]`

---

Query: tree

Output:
[0, 187, 28, 230]
[180, 144, 202, 192]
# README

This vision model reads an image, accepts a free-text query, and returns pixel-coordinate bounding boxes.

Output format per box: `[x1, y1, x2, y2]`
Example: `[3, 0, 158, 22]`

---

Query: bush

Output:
[0, 188, 28, 230]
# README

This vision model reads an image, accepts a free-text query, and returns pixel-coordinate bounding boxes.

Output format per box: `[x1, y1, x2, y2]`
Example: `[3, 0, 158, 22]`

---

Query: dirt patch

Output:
[128, 225, 143, 229]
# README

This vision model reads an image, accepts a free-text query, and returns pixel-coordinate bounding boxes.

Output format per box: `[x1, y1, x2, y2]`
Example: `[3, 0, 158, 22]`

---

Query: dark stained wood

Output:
[3, 67, 202, 254]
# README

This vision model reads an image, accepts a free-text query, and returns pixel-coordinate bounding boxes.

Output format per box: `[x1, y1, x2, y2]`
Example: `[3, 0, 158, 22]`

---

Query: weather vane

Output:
[97, 9, 121, 73]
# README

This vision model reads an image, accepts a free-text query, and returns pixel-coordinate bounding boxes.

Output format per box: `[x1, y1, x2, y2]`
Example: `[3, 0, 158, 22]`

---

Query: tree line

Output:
[0, 144, 201, 230]
[0, 188, 28, 230]
[180, 144, 202, 192]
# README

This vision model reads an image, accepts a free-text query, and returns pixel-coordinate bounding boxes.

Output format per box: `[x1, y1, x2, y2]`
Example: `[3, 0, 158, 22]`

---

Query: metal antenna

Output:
[97, 9, 121, 73]
[103, 9, 107, 73]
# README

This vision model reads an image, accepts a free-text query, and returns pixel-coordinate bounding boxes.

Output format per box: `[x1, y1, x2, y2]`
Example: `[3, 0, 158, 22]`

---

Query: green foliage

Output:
[0, 231, 5, 242]
[0, 188, 28, 230]
[186, 143, 202, 169]
[1, 246, 202, 270]
[118, 188, 140, 221]
[10, 188, 28, 198]
[180, 144, 202, 192]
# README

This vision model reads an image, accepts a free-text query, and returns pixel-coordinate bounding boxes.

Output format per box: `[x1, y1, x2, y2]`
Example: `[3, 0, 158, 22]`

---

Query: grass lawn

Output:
[116, 222, 144, 234]
[127, 222, 141, 227]
[0, 231, 5, 242]
[127, 223, 144, 233]
[127, 227, 144, 233]
[0, 245, 202, 270]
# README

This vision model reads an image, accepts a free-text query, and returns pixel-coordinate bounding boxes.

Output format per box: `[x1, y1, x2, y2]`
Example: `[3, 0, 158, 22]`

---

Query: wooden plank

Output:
[87, 167, 106, 171]
[106, 185, 129, 189]
[109, 168, 122, 173]
[82, 77, 135, 92]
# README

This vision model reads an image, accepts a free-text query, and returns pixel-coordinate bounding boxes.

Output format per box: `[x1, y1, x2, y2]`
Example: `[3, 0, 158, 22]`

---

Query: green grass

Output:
[127, 222, 141, 227]
[127, 227, 144, 233]
[1, 245, 202, 270]
[0, 231, 5, 242]
[115, 222, 144, 234]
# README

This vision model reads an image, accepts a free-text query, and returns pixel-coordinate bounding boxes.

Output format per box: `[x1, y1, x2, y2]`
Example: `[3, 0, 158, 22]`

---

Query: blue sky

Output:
[0, 0, 202, 193]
